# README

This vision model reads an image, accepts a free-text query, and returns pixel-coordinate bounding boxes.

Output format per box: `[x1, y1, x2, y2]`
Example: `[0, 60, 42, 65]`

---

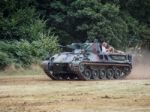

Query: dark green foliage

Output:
[106, 0, 150, 48]
[0, 0, 149, 69]
[0, 52, 10, 69]
[119, 0, 150, 25]
[0, 7, 44, 41]
[122, 0, 150, 48]
[0, 34, 59, 69]
[37, 0, 140, 49]
[0, 0, 59, 69]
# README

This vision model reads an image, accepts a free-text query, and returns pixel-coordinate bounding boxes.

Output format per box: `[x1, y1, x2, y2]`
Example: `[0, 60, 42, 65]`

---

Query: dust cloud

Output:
[126, 50, 150, 79]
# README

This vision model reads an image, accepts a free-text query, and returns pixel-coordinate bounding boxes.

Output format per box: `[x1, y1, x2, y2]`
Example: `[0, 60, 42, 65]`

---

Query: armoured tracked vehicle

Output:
[41, 42, 132, 80]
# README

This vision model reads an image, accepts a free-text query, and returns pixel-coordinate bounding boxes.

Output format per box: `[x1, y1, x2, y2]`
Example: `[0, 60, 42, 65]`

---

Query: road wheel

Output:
[92, 69, 99, 80]
[114, 68, 121, 79]
[99, 69, 106, 79]
[106, 68, 114, 80]
[83, 68, 92, 80]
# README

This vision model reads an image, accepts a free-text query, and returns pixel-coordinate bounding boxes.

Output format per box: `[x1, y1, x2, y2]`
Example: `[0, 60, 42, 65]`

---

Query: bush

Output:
[0, 31, 59, 69]
[0, 51, 11, 69]
[0, 3, 60, 70]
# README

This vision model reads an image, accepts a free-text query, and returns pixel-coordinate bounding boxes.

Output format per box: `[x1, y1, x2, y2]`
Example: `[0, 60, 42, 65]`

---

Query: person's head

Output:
[102, 42, 108, 48]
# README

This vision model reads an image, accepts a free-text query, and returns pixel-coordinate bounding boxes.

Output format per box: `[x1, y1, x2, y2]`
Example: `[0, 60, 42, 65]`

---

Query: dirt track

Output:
[0, 75, 150, 112]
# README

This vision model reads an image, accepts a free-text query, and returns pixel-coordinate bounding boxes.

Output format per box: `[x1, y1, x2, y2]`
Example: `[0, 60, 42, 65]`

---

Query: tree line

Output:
[0, 0, 150, 69]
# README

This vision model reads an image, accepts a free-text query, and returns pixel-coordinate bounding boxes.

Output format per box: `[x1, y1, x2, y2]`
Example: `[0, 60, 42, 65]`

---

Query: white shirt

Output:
[102, 46, 107, 54]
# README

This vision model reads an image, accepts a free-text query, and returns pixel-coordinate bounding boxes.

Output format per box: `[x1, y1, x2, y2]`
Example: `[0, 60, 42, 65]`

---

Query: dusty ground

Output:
[0, 74, 150, 112]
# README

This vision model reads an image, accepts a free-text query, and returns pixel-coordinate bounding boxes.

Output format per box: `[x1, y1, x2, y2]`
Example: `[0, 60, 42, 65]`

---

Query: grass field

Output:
[0, 67, 150, 112]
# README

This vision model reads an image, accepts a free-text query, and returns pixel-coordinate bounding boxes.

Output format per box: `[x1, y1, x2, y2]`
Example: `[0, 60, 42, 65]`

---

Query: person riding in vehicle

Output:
[101, 41, 114, 54]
